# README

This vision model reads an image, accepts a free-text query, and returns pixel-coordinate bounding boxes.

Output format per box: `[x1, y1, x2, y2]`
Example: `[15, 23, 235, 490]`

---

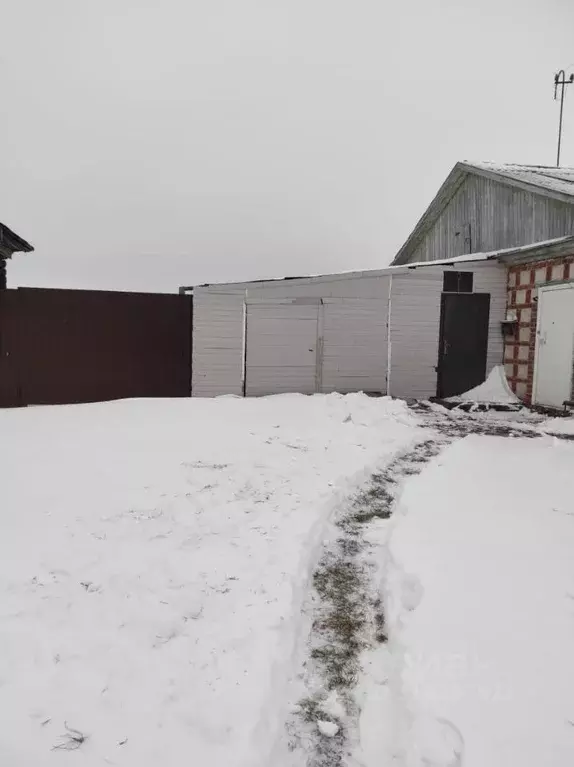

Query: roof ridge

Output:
[463, 161, 574, 171]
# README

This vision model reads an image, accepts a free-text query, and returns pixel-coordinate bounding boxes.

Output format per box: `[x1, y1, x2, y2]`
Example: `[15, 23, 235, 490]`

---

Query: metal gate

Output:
[0, 288, 192, 407]
[533, 283, 574, 407]
[244, 298, 387, 396]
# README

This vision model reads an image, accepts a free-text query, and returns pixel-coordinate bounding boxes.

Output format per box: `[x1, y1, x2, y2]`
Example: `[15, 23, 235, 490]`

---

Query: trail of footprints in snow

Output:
[289, 434, 449, 767]
[289, 406, 549, 767]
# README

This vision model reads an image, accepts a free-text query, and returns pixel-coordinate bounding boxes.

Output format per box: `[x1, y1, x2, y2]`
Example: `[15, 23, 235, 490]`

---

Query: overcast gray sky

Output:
[3, 0, 574, 292]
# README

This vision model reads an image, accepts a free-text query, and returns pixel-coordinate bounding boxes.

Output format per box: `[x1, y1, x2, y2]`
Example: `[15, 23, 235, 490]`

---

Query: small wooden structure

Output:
[0, 222, 34, 289]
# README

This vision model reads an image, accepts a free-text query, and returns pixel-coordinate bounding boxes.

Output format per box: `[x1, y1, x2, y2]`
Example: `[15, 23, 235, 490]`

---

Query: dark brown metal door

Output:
[437, 293, 490, 398]
[0, 292, 22, 407]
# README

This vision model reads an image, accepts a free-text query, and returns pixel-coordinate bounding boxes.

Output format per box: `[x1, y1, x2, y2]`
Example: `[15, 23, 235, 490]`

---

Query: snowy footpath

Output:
[377, 410, 574, 767]
[2, 395, 574, 767]
[0, 394, 420, 767]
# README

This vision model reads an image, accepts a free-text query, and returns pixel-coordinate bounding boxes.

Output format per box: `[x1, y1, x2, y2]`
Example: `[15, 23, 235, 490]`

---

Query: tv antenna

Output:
[554, 70, 574, 167]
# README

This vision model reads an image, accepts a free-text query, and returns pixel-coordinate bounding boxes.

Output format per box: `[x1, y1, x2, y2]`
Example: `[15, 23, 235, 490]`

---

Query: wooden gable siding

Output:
[407, 174, 574, 264]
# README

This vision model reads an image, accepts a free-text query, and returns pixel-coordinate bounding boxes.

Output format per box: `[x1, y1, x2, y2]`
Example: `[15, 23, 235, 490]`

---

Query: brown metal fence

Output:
[0, 288, 192, 407]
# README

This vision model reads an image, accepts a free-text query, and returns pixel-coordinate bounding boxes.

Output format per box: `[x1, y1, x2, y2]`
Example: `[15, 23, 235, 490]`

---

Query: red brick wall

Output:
[505, 256, 574, 403]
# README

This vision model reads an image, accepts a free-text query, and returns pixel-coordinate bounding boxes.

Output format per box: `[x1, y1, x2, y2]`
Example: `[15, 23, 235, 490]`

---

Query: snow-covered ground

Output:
[3, 395, 574, 767]
[0, 394, 419, 767]
[385, 433, 574, 767]
[540, 415, 574, 436]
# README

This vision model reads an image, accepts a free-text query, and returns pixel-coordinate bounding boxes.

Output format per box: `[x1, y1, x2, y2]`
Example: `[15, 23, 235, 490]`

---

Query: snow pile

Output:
[386, 435, 574, 766]
[539, 416, 574, 436]
[0, 394, 419, 767]
[446, 365, 520, 405]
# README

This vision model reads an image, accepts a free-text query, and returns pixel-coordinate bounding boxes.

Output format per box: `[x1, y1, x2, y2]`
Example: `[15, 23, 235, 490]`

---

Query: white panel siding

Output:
[191, 264, 505, 401]
[389, 271, 443, 399]
[192, 290, 245, 397]
[247, 275, 390, 300]
[389, 262, 507, 399]
[245, 303, 319, 396]
[321, 300, 388, 393]
[472, 262, 507, 376]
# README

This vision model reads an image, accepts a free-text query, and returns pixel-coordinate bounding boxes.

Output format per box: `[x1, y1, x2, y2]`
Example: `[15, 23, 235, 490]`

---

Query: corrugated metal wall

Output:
[408, 175, 574, 263]
[192, 261, 506, 400]
[0, 288, 192, 407]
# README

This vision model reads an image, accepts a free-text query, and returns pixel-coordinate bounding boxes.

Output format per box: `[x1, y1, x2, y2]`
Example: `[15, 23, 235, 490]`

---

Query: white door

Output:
[245, 299, 319, 396]
[321, 299, 387, 393]
[533, 284, 574, 407]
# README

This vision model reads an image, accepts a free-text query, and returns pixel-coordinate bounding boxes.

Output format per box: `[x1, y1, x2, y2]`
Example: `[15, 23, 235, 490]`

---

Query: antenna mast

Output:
[554, 70, 574, 167]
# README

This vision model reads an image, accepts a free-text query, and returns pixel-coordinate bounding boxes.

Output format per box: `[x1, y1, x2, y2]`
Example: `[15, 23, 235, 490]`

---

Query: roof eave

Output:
[0, 223, 34, 257]
[496, 235, 574, 265]
[458, 162, 574, 207]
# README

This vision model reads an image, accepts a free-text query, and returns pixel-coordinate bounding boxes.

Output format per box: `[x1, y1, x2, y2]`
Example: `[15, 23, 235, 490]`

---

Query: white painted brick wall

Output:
[551, 263, 565, 281]
[517, 363, 529, 380]
[515, 381, 527, 398]
[517, 346, 529, 362]
[519, 269, 531, 286]
[520, 307, 532, 324]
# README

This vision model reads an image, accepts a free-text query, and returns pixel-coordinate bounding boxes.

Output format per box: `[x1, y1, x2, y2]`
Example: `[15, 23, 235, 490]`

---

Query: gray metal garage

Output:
[187, 254, 507, 400]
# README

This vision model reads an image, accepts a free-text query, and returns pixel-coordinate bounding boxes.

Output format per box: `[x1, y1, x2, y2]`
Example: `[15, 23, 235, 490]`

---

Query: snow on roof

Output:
[462, 161, 574, 199]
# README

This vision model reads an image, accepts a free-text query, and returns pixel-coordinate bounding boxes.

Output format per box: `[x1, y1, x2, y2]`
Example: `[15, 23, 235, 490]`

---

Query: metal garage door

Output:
[245, 299, 320, 396]
[244, 298, 387, 396]
[321, 299, 387, 393]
